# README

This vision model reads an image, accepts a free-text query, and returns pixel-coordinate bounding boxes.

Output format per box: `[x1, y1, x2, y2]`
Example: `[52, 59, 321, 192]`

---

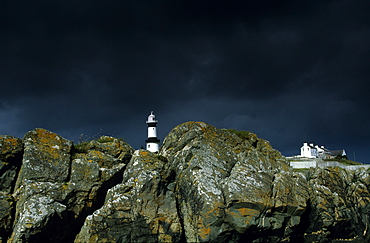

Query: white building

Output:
[300, 142, 318, 158]
[145, 111, 160, 152]
[300, 142, 346, 159]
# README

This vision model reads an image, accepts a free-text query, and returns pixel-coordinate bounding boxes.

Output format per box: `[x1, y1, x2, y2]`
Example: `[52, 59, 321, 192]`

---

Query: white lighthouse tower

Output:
[145, 111, 160, 152]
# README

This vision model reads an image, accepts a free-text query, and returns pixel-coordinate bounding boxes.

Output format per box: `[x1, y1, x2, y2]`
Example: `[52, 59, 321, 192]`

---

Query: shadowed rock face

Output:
[75, 150, 182, 242]
[0, 135, 23, 194]
[1, 123, 370, 242]
[0, 135, 23, 239]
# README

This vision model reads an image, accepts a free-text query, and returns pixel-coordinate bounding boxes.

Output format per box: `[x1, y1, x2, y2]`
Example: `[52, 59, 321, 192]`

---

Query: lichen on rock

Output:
[7, 129, 134, 242]
[159, 122, 297, 242]
[1, 123, 370, 242]
[75, 149, 182, 242]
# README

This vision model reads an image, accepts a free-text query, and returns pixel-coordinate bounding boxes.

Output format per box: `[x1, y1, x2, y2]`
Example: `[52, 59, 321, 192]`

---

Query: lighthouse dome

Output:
[147, 111, 157, 123]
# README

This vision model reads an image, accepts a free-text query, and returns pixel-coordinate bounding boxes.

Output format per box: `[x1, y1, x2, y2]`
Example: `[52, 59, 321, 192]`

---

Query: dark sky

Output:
[1, 0, 370, 162]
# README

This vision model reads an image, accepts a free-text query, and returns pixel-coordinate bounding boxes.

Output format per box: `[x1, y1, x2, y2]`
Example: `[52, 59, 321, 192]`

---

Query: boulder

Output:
[75, 150, 182, 242]
[159, 122, 301, 242]
[8, 130, 134, 242]
[15, 128, 72, 187]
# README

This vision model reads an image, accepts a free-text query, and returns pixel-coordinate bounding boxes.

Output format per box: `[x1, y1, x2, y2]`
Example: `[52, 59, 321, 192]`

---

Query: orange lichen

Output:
[158, 234, 172, 242]
[4, 137, 18, 146]
[155, 216, 168, 221]
[28, 129, 67, 159]
[36, 129, 59, 145]
[198, 227, 211, 239]
[236, 208, 260, 217]
[140, 151, 149, 156]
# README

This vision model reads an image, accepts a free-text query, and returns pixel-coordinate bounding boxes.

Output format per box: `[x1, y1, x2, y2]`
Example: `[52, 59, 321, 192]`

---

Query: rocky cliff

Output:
[1, 122, 369, 242]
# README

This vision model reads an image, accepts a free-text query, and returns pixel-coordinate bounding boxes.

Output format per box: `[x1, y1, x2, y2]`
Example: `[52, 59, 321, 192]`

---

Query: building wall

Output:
[290, 160, 370, 170]
[148, 127, 157, 138]
[290, 161, 317, 168]
[301, 143, 317, 158]
[146, 142, 159, 152]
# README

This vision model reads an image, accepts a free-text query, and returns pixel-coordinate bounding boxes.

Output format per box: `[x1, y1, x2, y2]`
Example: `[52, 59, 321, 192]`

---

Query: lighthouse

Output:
[145, 111, 160, 152]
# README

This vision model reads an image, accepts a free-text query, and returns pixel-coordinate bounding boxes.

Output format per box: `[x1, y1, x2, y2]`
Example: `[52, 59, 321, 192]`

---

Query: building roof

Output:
[327, 149, 345, 156]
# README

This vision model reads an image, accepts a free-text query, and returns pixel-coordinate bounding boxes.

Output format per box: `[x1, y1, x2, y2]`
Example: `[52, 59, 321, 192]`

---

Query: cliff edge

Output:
[1, 122, 370, 242]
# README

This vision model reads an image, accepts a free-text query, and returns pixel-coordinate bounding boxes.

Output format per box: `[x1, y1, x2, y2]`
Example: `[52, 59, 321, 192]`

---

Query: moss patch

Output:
[223, 129, 251, 140]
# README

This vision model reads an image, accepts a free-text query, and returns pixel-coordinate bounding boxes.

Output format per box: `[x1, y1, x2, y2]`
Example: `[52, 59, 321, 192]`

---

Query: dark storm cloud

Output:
[1, 0, 370, 162]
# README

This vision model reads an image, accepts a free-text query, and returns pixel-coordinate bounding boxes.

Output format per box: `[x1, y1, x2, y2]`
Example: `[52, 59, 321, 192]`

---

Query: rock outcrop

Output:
[0, 122, 369, 242]
[3, 129, 134, 242]
[75, 150, 182, 242]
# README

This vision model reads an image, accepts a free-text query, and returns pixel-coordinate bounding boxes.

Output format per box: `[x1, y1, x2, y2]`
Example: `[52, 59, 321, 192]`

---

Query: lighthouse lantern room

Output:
[145, 111, 160, 152]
